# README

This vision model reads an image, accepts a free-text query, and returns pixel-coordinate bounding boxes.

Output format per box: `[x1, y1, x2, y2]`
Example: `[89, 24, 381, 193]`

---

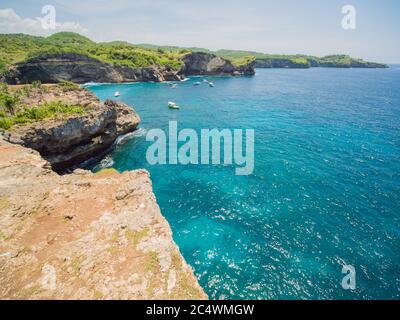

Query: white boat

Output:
[114, 91, 121, 97]
[171, 84, 178, 89]
[203, 79, 209, 83]
[168, 101, 180, 109]
[209, 82, 215, 87]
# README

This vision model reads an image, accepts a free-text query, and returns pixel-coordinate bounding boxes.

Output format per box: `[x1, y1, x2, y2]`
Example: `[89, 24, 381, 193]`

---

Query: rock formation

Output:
[0, 138, 207, 300]
[181, 52, 255, 76]
[254, 56, 388, 69]
[4, 52, 255, 85]
[0, 86, 140, 172]
[4, 53, 184, 84]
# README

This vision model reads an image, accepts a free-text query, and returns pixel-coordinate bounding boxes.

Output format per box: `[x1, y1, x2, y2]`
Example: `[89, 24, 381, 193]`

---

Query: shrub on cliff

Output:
[0, 33, 185, 73]
[0, 84, 19, 115]
[0, 94, 85, 130]
[60, 80, 80, 92]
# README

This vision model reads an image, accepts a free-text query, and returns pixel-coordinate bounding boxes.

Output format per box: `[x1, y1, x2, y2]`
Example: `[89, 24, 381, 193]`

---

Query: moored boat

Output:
[168, 101, 180, 109]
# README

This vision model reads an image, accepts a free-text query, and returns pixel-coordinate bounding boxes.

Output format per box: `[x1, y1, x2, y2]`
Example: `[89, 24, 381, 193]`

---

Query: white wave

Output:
[81, 82, 102, 87]
[95, 155, 115, 170]
[116, 128, 147, 146]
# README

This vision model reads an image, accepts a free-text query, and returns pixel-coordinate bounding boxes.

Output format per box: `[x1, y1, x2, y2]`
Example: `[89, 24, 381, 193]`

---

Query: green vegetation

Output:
[216, 51, 387, 68]
[135, 45, 387, 68]
[0, 83, 85, 130]
[0, 32, 387, 76]
[0, 32, 186, 75]
[59, 80, 80, 92]
[230, 56, 256, 67]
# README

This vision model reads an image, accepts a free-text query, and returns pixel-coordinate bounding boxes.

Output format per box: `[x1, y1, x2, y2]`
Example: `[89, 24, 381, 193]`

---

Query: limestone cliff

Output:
[181, 52, 255, 76]
[4, 53, 184, 84]
[4, 52, 255, 85]
[0, 138, 207, 300]
[0, 86, 140, 172]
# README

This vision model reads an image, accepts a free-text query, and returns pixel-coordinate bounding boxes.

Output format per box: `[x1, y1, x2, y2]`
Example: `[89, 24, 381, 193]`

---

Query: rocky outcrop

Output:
[181, 52, 255, 76]
[4, 52, 255, 85]
[0, 138, 207, 300]
[104, 99, 140, 135]
[114, 64, 184, 83]
[0, 86, 140, 172]
[254, 57, 388, 69]
[4, 53, 184, 84]
[254, 58, 309, 69]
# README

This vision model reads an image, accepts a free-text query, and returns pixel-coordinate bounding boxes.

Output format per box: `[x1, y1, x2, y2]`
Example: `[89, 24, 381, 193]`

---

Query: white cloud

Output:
[0, 8, 88, 36]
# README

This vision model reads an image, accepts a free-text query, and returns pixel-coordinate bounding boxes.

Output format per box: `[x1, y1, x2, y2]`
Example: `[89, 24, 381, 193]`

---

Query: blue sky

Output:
[0, 0, 399, 63]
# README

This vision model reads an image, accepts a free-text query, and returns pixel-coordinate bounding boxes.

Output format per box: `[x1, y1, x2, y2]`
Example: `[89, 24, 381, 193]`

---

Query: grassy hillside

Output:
[0, 32, 186, 76]
[0, 32, 388, 76]
[0, 82, 85, 130]
[210, 50, 387, 68]
[135, 46, 387, 68]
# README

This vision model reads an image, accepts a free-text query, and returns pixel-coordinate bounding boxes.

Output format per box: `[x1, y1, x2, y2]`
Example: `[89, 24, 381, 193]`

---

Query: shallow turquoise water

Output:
[86, 68, 400, 300]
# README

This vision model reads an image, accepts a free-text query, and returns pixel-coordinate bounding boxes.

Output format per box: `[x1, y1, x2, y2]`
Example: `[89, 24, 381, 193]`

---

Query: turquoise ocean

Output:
[86, 67, 400, 300]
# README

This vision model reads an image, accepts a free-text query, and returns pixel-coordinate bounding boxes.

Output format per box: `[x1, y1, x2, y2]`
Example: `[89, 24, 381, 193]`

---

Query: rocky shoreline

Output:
[0, 50, 253, 298]
[3, 52, 255, 85]
[0, 138, 207, 299]
[0, 86, 140, 172]
[0, 85, 207, 300]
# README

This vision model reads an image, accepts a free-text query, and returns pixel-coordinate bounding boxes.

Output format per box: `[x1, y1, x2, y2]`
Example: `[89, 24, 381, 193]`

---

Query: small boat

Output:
[168, 101, 180, 110]
[171, 84, 178, 89]
[194, 82, 201, 86]
[203, 79, 209, 83]
[114, 91, 121, 97]
[209, 82, 215, 87]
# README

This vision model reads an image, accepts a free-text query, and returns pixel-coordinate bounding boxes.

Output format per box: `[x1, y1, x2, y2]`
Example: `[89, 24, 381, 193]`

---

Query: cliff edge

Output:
[0, 84, 140, 172]
[3, 52, 255, 85]
[0, 138, 207, 300]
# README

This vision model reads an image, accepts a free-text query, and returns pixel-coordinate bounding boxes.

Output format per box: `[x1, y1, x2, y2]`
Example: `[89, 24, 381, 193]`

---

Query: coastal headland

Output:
[0, 83, 207, 299]
[0, 32, 389, 300]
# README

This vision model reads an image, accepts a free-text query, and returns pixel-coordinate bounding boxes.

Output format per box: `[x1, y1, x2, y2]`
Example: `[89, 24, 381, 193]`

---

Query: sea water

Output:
[86, 67, 400, 300]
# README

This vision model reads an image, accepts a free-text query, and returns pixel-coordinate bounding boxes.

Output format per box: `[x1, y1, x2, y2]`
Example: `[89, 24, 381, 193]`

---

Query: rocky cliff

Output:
[4, 53, 184, 84]
[0, 138, 207, 300]
[254, 56, 388, 69]
[254, 58, 310, 69]
[0, 85, 140, 172]
[3, 52, 255, 85]
[181, 52, 255, 76]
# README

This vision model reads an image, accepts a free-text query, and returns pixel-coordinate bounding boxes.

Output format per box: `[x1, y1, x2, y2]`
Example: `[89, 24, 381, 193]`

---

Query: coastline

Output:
[0, 137, 207, 299]
[0, 83, 207, 299]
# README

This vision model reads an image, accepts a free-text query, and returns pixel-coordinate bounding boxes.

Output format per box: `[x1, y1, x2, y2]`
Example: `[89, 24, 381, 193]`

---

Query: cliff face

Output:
[181, 52, 255, 76]
[254, 58, 309, 69]
[4, 53, 184, 84]
[0, 86, 140, 172]
[0, 138, 207, 300]
[4, 52, 255, 85]
[254, 57, 388, 69]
